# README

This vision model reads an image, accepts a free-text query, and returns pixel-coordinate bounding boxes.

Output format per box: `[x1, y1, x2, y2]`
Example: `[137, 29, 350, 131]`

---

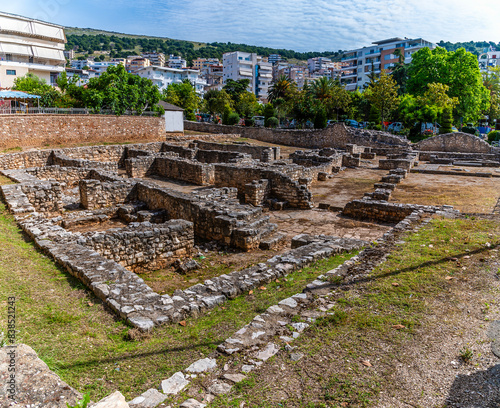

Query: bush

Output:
[373, 124, 382, 131]
[462, 126, 478, 135]
[244, 118, 255, 127]
[225, 112, 240, 126]
[266, 116, 279, 128]
[440, 107, 453, 134]
[487, 130, 500, 143]
[314, 107, 328, 129]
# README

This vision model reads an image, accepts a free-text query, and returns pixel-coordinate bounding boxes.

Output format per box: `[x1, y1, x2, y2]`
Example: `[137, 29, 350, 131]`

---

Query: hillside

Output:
[64, 27, 343, 64]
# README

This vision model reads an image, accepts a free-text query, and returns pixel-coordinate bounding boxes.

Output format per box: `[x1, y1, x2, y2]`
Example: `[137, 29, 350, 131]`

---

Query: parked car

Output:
[252, 116, 265, 127]
[387, 122, 404, 132]
[327, 120, 338, 126]
[420, 122, 440, 134]
[344, 119, 358, 127]
[451, 126, 458, 133]
[358, 121, 369, 129]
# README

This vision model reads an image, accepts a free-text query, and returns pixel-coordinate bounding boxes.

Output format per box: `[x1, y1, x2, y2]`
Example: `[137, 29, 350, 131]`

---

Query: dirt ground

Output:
[391, 170, 500, 213]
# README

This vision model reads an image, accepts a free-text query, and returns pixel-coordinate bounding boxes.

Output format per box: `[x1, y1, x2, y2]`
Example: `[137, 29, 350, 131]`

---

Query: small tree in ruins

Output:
[365, 70, 399, 127]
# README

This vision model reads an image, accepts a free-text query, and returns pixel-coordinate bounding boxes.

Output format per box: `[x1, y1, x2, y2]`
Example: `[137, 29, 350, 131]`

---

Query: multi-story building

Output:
[478, 50, 500, 72]
[168, 55, 187, 69]
[192, 58, 221, 70]
[70, 60, 122, 76]
[65, 68, 98, 85]
[0, 11, 66, 88]
[222, 51, 272, 100]
[204, 64, 223, 89]
[141, 52, 165, 67]
[340, 37, 436, 91]
[268, 54, 282, 65]
[135, 66, 207, 95]
[63, 49, 75, 60]
[307, 57, 337, 73]
[126, 57, 151, 73]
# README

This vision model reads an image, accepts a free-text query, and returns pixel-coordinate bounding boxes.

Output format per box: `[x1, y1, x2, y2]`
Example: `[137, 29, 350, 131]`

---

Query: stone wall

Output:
[79, 220, 194, 272]
[192, 140, 280, 162]
[26, 166, 92, 187]
[185, 121, 410, 150]
[79, 179, 137, 210]
[155, 156, 215, 185]
[0, 115, 165, 150]
[49, 151, 118, 171]
[415, 132, 493, 153]
[21, 181, 63, 213]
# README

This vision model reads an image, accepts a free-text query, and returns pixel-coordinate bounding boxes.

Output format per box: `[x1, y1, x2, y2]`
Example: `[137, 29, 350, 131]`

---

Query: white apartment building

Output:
[135, 66, 207, 95]
[478, 50, 500, 72]
[65, 68, 98, 86]
[0, 11, 66, 88]
[340, 37, 436, 91]
[222, 51, 272, 100]
[70, 60, 123, 76]
[307, 57, 337, 73]
[168, 55, 187, 69]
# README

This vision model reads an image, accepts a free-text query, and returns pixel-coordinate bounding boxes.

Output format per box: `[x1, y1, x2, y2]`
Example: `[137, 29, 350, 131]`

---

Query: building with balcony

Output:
[135, 66, 206, 95]
[192, 58, 221, 70]
[340, 37, 436, 91]
[127, 57, 151, 73]
[0, 11, 66, 88]
[70, 59, 123, 76]
[307, 57, 337, 73]
[222, 51, 272, 100]
[168, 55, 187, 69]
[268, 54, 282, 65]
[478, 50, 500, 72]
[141, 52, 165, 67]
[65, 68, 98, 86]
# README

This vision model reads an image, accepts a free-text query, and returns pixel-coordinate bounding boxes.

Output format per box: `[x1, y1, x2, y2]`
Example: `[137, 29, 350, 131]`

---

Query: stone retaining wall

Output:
[79, 220, 194, 272]
[155, 156, 215, 185]
[0, 115, 165, 150]
[185, 121, 410, 150]
[192, 140, 280, 162]
[415, 132, 494, 153]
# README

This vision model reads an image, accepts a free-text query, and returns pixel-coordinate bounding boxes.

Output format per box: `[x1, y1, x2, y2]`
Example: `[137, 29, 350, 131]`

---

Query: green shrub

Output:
[439, 107, 453, 134]
[314, 107, 328, 129]
[266, 116, 279, 128]
[487, 130, 500, 143]
[462, 126, 478, 135]
[374, 124, 382, 131]
[225, 112, 240, 126]
[244, 118, 255, 127]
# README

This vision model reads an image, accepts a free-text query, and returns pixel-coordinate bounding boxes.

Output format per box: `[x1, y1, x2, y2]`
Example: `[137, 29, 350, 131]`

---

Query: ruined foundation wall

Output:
[155, 156, 215, 185]
[79, 179, 137, 210]
[21, 182, 63, 213]
[193, 140, 280, 162]
[26, 166, 92, 187]
[80, 220, 194, 271]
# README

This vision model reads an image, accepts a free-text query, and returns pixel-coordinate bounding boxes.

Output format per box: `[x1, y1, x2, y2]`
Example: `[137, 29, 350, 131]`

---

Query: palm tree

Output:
[268, 75, 291, 103]
[310, 76, 335, 102]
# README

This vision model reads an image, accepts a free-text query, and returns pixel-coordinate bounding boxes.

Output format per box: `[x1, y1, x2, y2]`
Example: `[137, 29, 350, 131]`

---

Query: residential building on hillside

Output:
[135, 66, 206, 95]
[478, 51, 500, 72]
[268, 54, 282, 65]
[70, 59, 122, 76]
[307, 57, 337, 73]
[127, 57, 151, 73]
[340, 37, 436, 91]
[222, 51, 272, 100]
[272, 62, 309, 89]
[142, 52, 165, 67]
[192, 58, 221, 70]
[0, 11, 66, 88]
[64, 49, 75, 60]
[168, 55, 187, 69]
[64, 68, 98, 85]
[203, 64, 223, 89]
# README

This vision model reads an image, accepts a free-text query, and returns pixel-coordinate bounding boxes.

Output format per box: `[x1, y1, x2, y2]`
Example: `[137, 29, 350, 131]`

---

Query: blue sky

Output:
[3, 1, 500, 52]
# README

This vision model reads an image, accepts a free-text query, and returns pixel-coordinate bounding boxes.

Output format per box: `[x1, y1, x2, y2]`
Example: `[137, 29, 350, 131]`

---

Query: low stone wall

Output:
[125, 156, 157, 178]
[21, 181, 63, 213]
[79, 220, 194, 272]
[342, 199, 449, 223]
[49, 151, 118, 171]
[418, 150, 500, 163]
[26, 166, 92, 187]
[0, 115, 165, 150]
[79, 179, 137, 210]
[185, 121, 410, 150]
[193, 140, 280, 162]
[195, 149, 252, 164]
[155, 156, 215, 185]
[414, 132, 493, 153]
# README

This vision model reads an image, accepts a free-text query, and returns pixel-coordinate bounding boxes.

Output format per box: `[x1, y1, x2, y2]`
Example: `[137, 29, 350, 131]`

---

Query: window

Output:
[5, 54, 12, 61]
[384, 54, 392, 60]
[6, 70, 16, 75]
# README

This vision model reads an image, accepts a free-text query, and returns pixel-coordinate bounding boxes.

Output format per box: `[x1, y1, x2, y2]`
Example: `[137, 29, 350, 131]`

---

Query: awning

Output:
[0, 90, 41, 99]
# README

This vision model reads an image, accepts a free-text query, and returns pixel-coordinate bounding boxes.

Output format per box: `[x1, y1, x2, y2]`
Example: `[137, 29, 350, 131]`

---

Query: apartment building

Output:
[222, 51, 272, 100]
[478, 50, 500, 72]
[192, 58, 221, 70]
[168, 55, 187, 69]
[273, 62, 309, 89]
[70, 59, 123, 76]
[127, 57, 151, 73]
[64, 49, 75, 60]
[268, 54, 282, 65]
[65, 68, 98, 85]
[141, 52, 165, 67]
[0, 11, 66, 88]
[307, 57, 338, 73]
[340, 37, 436, 91]
[135, 66, 207, 95]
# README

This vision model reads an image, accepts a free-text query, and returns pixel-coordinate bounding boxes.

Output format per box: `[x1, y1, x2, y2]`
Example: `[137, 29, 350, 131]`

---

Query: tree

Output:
[234, 91, 259, 118]
[13, 73, 52, 94]
[440, 107, 453, 134]
[163, 79, 200, 121]
[263, 103, 276, 126]
[407, 47, 490, 122]
[391, 48, 409, 94]
[82, 64, 161, 115]
[314, 105, 327, 129]
[203, 89, 232, 119]
[223, 79, 250, 103]
[365, 70, 399, 125]
[268, 75, 292, 103]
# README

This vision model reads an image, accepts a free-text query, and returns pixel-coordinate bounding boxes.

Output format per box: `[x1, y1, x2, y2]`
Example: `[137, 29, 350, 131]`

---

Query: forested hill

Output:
[64, 27, 343, 63]
[438, 40, 500, 55]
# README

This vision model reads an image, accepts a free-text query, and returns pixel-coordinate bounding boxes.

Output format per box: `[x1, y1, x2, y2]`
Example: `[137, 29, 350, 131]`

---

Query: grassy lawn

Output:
[209, 216, 500, 407]
[0, 193, 356, 401]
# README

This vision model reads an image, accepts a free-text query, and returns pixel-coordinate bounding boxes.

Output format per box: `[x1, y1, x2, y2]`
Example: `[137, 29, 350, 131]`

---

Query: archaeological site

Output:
[1, 116, 500, 408]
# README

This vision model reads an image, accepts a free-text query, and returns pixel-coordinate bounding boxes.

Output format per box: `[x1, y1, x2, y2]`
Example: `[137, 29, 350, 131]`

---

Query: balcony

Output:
[364, 50, 380, 56]
[341, 71, 357, 78]
[341, 54, 357, 61]
[0, 60, 64, 72]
